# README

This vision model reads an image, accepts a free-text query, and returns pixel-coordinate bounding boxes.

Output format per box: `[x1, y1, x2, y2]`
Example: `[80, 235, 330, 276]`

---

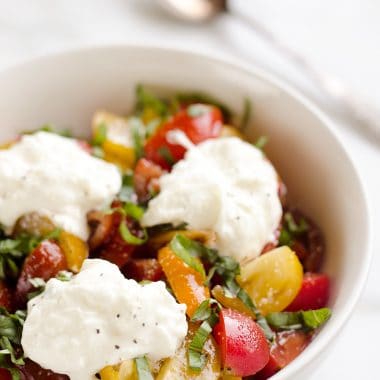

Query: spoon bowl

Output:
[158, 0, 225, 22]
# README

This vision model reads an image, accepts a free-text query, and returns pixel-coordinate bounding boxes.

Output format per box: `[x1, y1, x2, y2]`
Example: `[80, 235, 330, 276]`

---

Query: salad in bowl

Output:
[0, 86, 331, 380]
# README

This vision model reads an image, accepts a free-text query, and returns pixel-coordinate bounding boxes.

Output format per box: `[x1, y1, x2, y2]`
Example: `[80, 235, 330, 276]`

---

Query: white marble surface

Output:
[0, 0, 379, 378]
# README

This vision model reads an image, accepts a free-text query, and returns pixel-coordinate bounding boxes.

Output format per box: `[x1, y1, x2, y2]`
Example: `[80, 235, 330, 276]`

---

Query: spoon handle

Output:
[231, 8, 380, 144]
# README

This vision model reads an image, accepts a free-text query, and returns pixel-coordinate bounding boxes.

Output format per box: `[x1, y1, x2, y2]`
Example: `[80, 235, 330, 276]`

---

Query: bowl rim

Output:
[0, 44, 373, 378]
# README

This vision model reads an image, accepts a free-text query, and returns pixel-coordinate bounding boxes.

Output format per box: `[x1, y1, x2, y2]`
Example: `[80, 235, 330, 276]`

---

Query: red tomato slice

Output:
[255, 331, 310, 379]
[286, 272, 330, 311]
[18, 358, 69, 380]
[122, 258, 163, 282]
[16, 240, 67, 306]
[213, 308, 270, 377]
[133, 158, 164, 202]
[144, 104, 223, 169]
[0, 280, 12, 310]
[95, 212, 138, 269]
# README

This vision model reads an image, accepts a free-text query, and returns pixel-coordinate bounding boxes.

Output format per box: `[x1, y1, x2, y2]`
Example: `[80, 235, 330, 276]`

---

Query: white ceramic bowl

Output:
[0, 46, 371, 379]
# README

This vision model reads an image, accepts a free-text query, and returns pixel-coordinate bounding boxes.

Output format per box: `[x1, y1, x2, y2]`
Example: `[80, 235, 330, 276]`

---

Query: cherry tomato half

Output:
[133, 158, 164, 202]
[213, 308, 270, 377]
[16, 240, 67, 306]
[286, 272, 330, 311]
[144, 104, 223, 169]
[255, 331, 310, 379]
[239, 246, 303, 315]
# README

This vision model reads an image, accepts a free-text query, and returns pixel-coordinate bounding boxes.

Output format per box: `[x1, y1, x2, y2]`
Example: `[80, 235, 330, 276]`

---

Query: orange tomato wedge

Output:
[158, 246, 210, 318]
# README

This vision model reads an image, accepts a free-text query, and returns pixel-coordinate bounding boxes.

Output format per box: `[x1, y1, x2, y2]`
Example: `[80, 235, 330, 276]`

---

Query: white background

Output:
[0, 1, 379, 378]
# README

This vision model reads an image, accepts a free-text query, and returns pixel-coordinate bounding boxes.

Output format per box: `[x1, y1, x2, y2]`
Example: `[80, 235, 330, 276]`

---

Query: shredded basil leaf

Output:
[254, 136, 268, 150]
[55, 271, 73, 282]
[92, 123, 107, 146]
[157, 146, 175, 166]
[188, 309, 219, 373]
[279, 228, 293, 246]
[119, 220, 147, 245]
[191, 300, 213, 322]
[285, 212, 309, 235]
[302, 308, 331, 329]
[191, 299, 221, 323]
[123, 203, 145, 222]
[279, 211, 309, 246]
[0, 307, 26, 374]
[169, 235, 206, 278]
[118, 173, 136, 203]
[145, 119, 161, 138]
[44, 228, 62, 241]
[0, 232, 42, 280]
[129, 117, 145, 160]
[266, 308, 331, 331]
[146, 222, 188, 235]
[135, 85, 169, 119]
[135, 356, 154, 380]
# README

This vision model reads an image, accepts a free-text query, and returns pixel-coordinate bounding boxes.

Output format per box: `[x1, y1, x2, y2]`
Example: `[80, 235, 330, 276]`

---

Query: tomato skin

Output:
[96, 213, 137, 268]
[0, 368, 12, 380]
[88, 208, 140, 268]
[122, 258, 163, 282]
[18, 358, 69, 380]
[0, 280, 12, 310]
[255, 331, 310, 379]
[76, 139, 92, 154]
[213, 308, 270, 377]
[286, 272, 330, 311]
[133, 158, 164, 202]
[16, 240, 67, 306]
[144, 105, 223, 169]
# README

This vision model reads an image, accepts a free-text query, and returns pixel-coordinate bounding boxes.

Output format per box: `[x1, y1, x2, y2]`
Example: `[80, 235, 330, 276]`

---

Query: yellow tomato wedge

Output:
[92, 111, 135, 170]
[58, 231, 88, 272]
[238, 246, 303, 315]
[157, 324, 221, 380]
[99, 366, 119, 380]
[100, 360, 137, 380]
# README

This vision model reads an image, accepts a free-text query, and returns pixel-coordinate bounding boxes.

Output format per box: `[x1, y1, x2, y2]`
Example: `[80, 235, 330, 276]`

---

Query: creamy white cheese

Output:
[142, 137, 282, 262]
[21, 259, 187, 380]
[0, 132, 121, 239]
